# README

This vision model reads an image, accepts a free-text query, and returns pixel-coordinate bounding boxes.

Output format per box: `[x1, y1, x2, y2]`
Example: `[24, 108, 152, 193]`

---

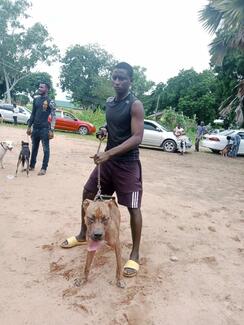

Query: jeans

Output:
[228, 144, 239, 157]
[195, 138, 200, 151]
[30, 128, 50, 170]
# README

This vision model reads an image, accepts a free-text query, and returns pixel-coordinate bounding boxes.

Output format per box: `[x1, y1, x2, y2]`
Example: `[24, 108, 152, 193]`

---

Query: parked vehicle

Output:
[141, 119, 192, 152]
[201, 129, 244, 154]
[50, 110, 96, 135]
[0, 103, 31, 124]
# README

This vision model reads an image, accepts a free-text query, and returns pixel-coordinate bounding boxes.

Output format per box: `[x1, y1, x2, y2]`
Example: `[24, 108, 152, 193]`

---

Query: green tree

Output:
[60, 44, 115, 106]
[0, 0, 59, 103]
[199, 0, 244, 65]
[131, 66, 154, 98]
[144, 69, 220, 124]
[15, 72, 55, 99]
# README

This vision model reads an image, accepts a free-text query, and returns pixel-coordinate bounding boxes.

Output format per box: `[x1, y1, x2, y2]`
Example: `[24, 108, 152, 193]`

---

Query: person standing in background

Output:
[12, 103, 19, 125]
[195, 121, 207, 152]
[27, 82, 56, 176]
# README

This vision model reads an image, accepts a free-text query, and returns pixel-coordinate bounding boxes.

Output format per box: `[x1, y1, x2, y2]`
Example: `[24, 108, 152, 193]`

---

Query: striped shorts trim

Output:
[131, 191, 139, 208]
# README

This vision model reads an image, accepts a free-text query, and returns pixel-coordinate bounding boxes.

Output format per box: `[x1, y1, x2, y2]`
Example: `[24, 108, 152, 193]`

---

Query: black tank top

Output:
[105, 93, 139, 161]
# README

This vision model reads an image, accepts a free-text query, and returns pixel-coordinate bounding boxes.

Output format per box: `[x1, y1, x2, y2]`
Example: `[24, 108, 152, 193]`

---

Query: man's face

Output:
[38, 84, 48, 95]
[111, 68, 131, 95]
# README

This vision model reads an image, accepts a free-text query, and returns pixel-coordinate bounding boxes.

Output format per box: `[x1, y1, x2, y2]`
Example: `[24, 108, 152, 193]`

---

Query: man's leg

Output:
[183, 140, 186, 154]
[40, 128, 50, 171]
[128, 207, 142, 262]
[195, 138, 200, 152]
[30, 130, 40, 169]
[123, 207, 142, 276]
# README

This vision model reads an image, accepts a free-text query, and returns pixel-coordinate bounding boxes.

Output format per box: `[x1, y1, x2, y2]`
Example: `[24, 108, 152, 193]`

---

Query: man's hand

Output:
[96, 127, 107, 140]
[26, 127, 32, 136]
[48, 130, 54, 139]
[90, 151, 110, 165]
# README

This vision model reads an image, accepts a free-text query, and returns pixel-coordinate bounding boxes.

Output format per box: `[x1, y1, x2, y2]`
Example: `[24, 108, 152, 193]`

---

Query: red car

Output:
[49, 110, 96, 135]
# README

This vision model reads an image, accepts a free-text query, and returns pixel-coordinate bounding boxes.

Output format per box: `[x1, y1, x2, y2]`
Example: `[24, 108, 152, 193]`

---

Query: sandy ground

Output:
[0, 125, 244, 325]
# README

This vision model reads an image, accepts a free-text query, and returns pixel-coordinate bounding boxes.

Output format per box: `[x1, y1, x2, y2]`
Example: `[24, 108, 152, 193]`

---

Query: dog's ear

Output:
[21, 141, 24, 145]
[83, 199, 91, 210]
[108, 197, 118, 208]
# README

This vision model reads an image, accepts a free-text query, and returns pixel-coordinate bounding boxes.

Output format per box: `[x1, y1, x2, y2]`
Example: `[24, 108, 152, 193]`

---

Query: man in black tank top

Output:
[61, 62, 144, 278]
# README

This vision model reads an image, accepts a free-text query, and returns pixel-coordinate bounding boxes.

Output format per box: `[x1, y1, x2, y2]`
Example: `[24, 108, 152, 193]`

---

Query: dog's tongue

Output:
[87, 240, 104, 252]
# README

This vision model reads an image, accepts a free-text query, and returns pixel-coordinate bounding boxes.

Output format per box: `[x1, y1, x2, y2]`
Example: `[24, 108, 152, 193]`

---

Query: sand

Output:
[0, 125, 244, 325]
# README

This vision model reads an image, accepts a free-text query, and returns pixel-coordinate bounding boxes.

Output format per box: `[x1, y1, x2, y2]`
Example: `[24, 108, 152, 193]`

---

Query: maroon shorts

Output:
[84, 160, 143, 208]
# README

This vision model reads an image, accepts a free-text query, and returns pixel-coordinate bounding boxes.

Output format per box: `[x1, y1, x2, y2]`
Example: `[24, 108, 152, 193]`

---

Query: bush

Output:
[69, 108, 106, 130]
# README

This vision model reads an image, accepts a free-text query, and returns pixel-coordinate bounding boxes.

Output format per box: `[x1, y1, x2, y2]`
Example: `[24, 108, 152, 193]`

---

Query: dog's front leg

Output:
[84, 250, 96, 281]
[0, 160, 4, 169]
[114, 241, 125, 288]
[74, 250, 95, 287]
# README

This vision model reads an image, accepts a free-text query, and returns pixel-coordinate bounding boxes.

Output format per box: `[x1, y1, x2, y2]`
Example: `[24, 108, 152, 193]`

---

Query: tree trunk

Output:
[3, 64, 11, 103]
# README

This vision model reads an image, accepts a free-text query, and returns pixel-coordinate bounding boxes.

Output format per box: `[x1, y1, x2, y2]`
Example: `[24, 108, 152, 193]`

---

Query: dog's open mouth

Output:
[87, 239, 104, 252]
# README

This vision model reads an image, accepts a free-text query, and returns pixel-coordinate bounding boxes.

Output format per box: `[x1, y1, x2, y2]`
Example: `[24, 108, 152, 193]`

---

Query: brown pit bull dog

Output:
[221, 144, 232, 157]
[75, 198, 125, 288]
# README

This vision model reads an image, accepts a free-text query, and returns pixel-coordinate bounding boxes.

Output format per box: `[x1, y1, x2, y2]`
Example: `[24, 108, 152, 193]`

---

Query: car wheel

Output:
[78, 126, 89, 135]
[162, 139, 177, 152]
[211, 149, 220, 154]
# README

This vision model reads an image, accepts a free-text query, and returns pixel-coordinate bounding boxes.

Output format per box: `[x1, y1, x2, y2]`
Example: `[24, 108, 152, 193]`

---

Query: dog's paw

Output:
[116, 279, 126, 288]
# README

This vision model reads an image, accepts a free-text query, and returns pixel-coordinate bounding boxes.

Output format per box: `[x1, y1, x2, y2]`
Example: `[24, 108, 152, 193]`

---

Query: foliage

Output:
[157, 108, 197, 141]
[143, 69, 219, 124]
[131, 66, 154, 98]
[199, 0, 244, 65]
[69, 108, 106, 131]
[0, 0, 59, 103]
[60, 44, 115, 107]
[14, 72, 56, 99]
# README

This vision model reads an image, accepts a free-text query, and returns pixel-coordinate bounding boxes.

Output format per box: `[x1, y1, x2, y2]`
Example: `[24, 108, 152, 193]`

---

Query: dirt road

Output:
[0, 125, 244, 325]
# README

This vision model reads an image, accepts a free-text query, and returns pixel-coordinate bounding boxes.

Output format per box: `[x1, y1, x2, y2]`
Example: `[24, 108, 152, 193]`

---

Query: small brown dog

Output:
[75, 198, 125, 288]
[221, 144, 232, 157]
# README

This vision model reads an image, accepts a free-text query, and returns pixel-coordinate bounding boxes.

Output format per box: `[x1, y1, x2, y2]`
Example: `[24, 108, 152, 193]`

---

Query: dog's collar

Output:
[94, 194, 116, 202]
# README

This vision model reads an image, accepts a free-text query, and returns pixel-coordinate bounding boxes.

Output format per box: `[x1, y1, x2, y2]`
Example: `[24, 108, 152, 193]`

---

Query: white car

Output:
[201, 129, 244, 154]
[141, 119, 192, 152]
[0, 103, 31, 124]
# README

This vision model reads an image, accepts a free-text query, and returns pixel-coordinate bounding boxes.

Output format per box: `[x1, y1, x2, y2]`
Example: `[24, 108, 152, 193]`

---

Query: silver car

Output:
[141, 119, 192, 152]
[0, 103, 31, 124]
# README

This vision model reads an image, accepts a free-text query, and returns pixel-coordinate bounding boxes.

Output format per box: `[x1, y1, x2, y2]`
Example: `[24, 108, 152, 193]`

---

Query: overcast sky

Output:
[28, 0, 212, 100]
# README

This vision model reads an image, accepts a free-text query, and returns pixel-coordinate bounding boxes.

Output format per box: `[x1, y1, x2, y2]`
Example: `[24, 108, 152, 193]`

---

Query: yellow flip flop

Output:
[123, 260, 139, 277]
[60, 236, 86, 248]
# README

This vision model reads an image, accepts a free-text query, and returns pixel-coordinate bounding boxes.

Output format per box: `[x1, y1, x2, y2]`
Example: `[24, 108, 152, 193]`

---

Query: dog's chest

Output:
[0, 147, 7, 160]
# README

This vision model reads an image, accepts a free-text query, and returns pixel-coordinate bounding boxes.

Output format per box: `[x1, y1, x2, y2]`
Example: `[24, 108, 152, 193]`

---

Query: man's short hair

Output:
[114, 62, 133, 80]
[40, 82, 50, 90]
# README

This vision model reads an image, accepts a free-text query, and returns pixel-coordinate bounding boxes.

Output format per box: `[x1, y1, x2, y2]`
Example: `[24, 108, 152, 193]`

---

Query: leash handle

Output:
[95, 139, 103, 201]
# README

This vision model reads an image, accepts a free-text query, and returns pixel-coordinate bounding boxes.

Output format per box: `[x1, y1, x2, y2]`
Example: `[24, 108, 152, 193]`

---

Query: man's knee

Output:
[128, 207, 142, 218]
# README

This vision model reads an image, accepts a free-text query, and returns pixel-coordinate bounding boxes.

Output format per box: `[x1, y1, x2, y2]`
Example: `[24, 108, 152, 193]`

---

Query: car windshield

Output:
[158, 124, 168, 132]
[148, 120, 168, 132]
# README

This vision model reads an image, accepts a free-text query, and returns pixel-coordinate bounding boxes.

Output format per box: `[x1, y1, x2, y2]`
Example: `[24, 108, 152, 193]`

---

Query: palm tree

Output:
[199, 0, 244, 65]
